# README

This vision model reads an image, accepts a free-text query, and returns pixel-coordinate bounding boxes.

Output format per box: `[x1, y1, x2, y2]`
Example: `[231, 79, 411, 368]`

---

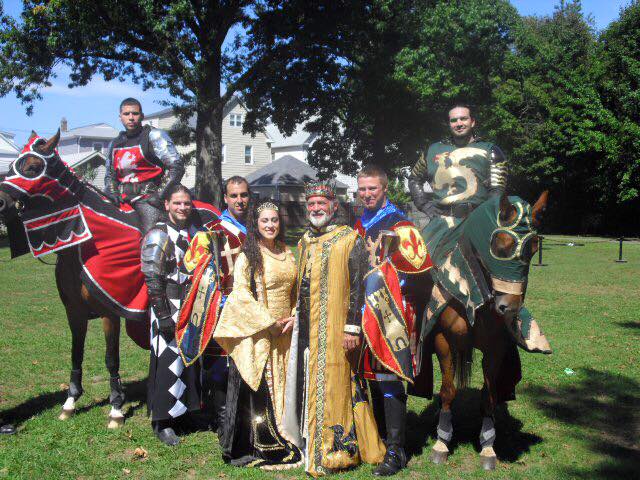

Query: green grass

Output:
[0, 236, 638, 479]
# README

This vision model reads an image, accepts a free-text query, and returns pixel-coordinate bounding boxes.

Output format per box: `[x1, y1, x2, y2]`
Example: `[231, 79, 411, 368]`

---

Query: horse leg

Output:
[476, 326, 506, 471]
[60, 311, 88, 420]
[430, 330, 455, 464]
[103, 316, 125, 429]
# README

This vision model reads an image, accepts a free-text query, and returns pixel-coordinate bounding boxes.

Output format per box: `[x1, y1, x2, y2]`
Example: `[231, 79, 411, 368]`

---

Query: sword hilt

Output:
[379, 229, 398, 260]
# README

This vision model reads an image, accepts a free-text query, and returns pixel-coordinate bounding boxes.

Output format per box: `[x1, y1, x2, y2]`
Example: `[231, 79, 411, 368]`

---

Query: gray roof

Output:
[246, 155, 348, 189]
[0, 131, 19, 155]
[61, 123, 119, 139]
[143, 107, 174, 119]
[60, 150, 106, 168]
[265, 122, 316, 149]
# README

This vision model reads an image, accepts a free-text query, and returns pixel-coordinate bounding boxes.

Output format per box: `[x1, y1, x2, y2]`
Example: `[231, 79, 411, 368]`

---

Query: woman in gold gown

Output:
[214, 199, 301, 469]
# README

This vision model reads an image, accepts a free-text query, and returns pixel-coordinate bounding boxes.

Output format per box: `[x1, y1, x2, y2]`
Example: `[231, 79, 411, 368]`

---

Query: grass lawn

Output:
[0, 235, 638, 479]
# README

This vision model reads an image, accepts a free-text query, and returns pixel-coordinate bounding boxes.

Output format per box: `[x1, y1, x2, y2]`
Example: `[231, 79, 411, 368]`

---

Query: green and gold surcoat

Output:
[411, 140, 506, 267]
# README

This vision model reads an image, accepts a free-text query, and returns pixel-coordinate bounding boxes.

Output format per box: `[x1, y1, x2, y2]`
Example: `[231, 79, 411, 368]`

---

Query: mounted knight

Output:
[104, 97, 185, 233]
[409, 103, 551, 353]
[0, 131, 218, 429]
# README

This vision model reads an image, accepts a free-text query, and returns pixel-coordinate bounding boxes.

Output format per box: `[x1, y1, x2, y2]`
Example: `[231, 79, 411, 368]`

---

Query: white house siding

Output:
[0, 132, 19, 176]
[143, 100, 272, 189]
[221, 102, 271, 179]
[273, 146, 307, 162]
[76, 163, 107, 190]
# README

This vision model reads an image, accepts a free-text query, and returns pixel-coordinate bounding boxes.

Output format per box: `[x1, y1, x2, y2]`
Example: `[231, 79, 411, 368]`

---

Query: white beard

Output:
[309, 211, 331, 228]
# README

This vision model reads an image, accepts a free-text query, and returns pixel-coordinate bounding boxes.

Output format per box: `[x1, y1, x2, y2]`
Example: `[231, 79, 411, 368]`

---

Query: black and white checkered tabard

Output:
[148, 222, 200, 421]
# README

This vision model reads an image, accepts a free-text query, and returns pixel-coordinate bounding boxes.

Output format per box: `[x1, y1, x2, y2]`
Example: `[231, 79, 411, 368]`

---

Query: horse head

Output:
[462, 190, 549, 320]
[0, 130, 84, 220]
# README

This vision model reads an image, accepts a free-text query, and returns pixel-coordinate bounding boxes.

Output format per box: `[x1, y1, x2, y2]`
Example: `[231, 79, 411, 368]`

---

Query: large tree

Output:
[487, 1, 619, 233]
[0, 0, 347, 205]
[595, 0, 640, 233]
[244, 0, 519, 177]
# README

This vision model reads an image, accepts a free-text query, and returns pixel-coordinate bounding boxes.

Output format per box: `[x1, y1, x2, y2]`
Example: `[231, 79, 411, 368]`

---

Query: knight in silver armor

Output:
[141, 184, 202, 446]
[104, 98, 185, 233]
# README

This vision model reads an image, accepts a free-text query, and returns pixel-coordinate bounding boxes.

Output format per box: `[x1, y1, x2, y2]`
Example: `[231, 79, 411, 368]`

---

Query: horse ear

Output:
[499, 192, 514, 223]
[532, 190, 549, 228]
[28, 131, 38, 142]
[40, 129, 61, 155]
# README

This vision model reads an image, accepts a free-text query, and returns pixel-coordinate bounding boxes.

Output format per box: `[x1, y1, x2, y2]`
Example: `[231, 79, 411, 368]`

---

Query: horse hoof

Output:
[59, 409, 74, 421]
[430, 450, 448, 465]
[107, 407, 125, 429]
[480, 453, 497, 471]
[107, 416, 124, 429]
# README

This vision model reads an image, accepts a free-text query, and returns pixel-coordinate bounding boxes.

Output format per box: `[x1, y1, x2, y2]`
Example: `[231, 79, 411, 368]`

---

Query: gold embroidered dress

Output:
[214, 245, 301, 468]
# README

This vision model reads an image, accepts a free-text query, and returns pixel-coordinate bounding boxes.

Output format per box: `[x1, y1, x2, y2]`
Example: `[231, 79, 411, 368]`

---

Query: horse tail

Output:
[452, 343, 474, 389]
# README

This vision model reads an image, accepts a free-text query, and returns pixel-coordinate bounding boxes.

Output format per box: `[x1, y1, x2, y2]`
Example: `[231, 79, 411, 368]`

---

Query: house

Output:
[246, 155, 349, 202]
[0, 131, 19, 179]
[143, 96, 272, 189]
[246, 155, 353, 226]
[143, 97, 359, 198]
[265, 122, 358, 198]
[57, 119, 119, 189]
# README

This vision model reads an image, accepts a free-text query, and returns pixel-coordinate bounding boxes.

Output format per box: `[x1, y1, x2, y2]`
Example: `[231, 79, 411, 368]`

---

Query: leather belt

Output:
[437, 202, 475, 218]
[118, 181, 158, 197]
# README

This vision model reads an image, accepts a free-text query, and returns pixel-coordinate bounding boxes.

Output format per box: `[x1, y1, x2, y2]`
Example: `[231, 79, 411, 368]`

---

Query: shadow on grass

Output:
[616, 321, 640, 330]
[406, 389, 542, 462]
[521, 368, 640, 479]
[0, 378, 148, 426]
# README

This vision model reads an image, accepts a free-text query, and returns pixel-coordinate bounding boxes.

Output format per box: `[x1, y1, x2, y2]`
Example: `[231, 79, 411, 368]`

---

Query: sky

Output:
[0, 0, 632, 147]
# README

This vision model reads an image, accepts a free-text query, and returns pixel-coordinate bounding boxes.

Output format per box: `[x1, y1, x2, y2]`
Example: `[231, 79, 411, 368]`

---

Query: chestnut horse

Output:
[419, 191, 548, 470]
[0, 132, 138, 428]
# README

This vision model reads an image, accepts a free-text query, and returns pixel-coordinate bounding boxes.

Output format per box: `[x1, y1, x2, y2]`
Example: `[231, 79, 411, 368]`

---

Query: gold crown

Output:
[304, 181, 336, 199]
[256, 201, 279, 213]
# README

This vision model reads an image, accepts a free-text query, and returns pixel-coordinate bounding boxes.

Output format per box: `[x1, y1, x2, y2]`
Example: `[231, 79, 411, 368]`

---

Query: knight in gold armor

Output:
[282, 182, 385, 477]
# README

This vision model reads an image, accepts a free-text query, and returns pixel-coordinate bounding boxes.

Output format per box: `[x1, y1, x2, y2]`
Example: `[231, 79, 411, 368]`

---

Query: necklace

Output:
[260, 243, 287, 260]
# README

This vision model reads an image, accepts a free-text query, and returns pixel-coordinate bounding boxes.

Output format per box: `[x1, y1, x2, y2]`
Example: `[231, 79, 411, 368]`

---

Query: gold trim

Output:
[361, 262, 413, 383]
[491, 277, 525, 295]
[313, 226, 352, 473]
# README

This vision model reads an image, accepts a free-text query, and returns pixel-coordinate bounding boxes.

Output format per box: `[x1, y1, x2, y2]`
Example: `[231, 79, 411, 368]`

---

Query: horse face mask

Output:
[0, 134, 92, 257]
[463, 195, 537, 293]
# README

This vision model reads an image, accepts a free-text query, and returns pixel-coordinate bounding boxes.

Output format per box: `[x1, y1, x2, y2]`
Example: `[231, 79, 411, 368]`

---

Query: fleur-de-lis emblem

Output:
[401, 228, 421, 259]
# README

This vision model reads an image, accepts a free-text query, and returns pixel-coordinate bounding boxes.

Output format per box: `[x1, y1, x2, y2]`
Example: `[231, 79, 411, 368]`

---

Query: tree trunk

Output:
[194, 77, 224, 206]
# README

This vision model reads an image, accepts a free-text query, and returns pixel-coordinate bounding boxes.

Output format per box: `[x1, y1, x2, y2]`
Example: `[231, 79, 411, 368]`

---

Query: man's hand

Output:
[157, 316, 175, 338]
[342, 333, 361, 352]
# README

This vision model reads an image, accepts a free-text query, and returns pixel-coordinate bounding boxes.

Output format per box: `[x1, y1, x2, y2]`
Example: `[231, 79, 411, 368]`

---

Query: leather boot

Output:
[0, 422, 16, 435]
[373, 388, 407, 476]
[153, 420, 180, 446]
[374, 445, 408, 476]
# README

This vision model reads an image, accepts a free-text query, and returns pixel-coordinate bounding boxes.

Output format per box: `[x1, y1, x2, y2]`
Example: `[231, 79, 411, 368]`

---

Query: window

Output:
[244, 145, 253, 164]
[93, 142, 104, 153]
[229, 113, 242, 127]
[221, 144, 226, 164]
